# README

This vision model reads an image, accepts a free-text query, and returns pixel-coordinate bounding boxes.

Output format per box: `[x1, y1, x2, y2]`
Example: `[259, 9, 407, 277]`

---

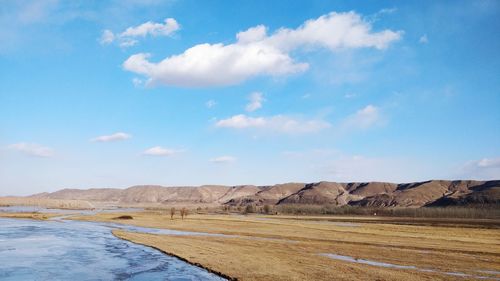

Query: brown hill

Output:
[31, 188, 123, 202]
[225, 183, 305, 206]
[29, 180, 500, 208]
[278, 182, 355, 205]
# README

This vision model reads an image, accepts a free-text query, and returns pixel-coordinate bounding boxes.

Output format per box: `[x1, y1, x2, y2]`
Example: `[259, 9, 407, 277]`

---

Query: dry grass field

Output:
[69, 212, 500, 281]
[0, 197, 94, 209]
[0, 212, 57, 220]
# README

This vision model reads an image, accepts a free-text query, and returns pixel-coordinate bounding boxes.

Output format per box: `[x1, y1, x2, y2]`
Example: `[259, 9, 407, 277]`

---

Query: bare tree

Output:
[263, 204, 272, 214]
[170, 207, 176, 220]
[244, 205, 254, 214]
[180, 207, 188, 220]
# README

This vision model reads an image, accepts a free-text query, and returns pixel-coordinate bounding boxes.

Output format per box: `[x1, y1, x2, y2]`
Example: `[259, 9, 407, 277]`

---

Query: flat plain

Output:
[64, 211, 500, 281]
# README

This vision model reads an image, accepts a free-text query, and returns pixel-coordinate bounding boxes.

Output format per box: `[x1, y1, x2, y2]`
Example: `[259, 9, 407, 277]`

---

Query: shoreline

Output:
[113, 230, 237, 281]
[2, 211, 500, 280]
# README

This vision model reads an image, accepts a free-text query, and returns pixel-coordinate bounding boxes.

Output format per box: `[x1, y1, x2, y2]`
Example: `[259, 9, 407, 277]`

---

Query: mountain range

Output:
[30, 180, 500, 207]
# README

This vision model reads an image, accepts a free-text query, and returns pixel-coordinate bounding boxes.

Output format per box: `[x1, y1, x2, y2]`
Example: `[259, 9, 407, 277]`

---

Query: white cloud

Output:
[216, 114, 266, 129]
[100, 29, 115, 44]
[100, 18, 179, 47]
[8, 142, 54, 158]
[368, 7, 398, 22]
[476, 158, 500, 168]
[342, 105, 381, 129]
[264, 11, 402, 51]
[322, 155, 417, 182]
[91, 132, 131, 142]
[419, 34, 428, 44]
[143, 146, 181, 156]
[122, 18, 179, 37]
[124, 11, 402, 87]
[206, 100, 217, 108]
[378, 8, 398, 15]
[209, 156, 236, 163]
[123, 45, 306, 87]
[282, 149, 429, 183]
[215, 114, 330, 134]
[132, 77, 144, 87]
[119, 38, 138, 48]
[245, 92, 264, 112]
[458, 157, 500, 180]
[344, 92, 357, 99]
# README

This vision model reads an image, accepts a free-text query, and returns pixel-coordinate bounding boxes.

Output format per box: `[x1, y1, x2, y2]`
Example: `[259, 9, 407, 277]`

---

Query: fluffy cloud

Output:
[123, 45, 306, 87]
[124, 11, 402, 87]
[245, 92, 264, 112]
[209, 156, 236, 163]
[122, 18, 179, 37]
[216, 114, 266, 128]
[143, 146, 181, 156]
[215, 105, 381, 136]
[342, 105, 381, 129]
[91, 132, 131, 142]
[215, 114, 330, 134]
[8, 142, 54, 158]
[100, 18, 179, 47]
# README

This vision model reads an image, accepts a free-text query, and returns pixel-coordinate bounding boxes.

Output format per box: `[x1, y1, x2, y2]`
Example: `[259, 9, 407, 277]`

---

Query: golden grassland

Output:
[70, 211, 500, 281]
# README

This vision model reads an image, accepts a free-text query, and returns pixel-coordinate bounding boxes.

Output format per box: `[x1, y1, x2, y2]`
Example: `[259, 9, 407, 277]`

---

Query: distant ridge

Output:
[30, 180, 500, 207]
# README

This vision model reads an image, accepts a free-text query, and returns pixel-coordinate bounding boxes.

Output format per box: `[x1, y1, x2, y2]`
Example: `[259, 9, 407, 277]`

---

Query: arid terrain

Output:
[2, 207, 499, 280]
[19, 180, 500, 208]
[68, 212, 500, 280]
[1, 179, 499, 280]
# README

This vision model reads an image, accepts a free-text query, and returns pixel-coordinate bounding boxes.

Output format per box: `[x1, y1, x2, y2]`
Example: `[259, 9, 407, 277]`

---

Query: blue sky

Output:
[1, 0, 499, 195]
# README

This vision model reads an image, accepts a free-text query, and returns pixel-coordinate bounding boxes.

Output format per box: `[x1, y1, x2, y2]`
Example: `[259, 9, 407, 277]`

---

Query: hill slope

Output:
[30, 180, 500, 207]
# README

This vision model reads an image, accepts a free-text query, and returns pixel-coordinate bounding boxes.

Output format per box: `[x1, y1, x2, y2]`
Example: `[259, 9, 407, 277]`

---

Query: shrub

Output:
[113, 215, 133, 220]
[170, 207, 176, 220]
[274, 204, 499, 219]
[244, 205, 255, 214]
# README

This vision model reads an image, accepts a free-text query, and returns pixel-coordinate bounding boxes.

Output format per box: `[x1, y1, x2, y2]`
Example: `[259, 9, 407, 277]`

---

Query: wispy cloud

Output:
[341, 105, 382, 130]
[215, 114, 330, 134]
[123, 11, 402, 87]
[458, 157, 500, 179]
[476, 158, 500, 168]
[245, 92, 264, 112]
[143, 146, 182, 156]
[419, 34, 428, 44]
[100, 18, 180, 47]
[209, 155, 236, 163]
[8, 142, 54, 158]
[91, 132, 131, 142]
[206, 100, 217, 109]
[344, 92, 357, 99]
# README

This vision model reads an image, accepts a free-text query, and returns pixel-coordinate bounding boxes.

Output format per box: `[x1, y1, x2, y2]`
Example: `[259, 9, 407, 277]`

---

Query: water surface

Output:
[0, 218, 225, 280]
[320, 253, 500, 280]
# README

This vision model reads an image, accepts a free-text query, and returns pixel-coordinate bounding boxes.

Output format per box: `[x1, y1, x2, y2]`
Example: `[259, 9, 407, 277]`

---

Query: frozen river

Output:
[0, 218, 225, 280]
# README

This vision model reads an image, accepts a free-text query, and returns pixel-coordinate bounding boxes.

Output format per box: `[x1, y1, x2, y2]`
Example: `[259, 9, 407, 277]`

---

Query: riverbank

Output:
[67, 212, 500, 281]
[0, 217, 224, 280]
[0, 212, 56, 220]
[2, 210, 499, 280]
